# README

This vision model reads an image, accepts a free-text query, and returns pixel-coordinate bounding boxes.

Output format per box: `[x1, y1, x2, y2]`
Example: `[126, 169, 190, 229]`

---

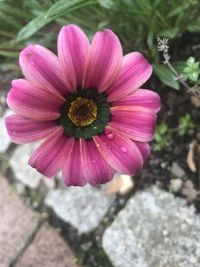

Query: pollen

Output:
[68, 97, 97, 127]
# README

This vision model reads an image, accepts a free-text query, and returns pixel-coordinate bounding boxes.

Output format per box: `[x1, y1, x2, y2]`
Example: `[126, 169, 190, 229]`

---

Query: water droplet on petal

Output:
[107, 132, 114, 140]
[120, 146, 127, 153]
[92, 159, 96, 164]
[96, 143, 100, 148]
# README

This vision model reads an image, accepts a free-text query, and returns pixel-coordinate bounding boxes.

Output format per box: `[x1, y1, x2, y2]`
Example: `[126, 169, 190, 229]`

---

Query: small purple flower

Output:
[5, 25, 160, 186]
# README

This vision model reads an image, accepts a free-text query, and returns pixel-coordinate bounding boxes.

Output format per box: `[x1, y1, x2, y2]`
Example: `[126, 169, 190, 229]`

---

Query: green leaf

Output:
[186, 57, 195, 66]
[153, 64, 180, 90]
[188, 72, 199, 82]
[0, 50, 19, 57]
[0, 62, 19, 72]
[187, 19, 200, 32]
[98, 0, 114, 9]
[167, 4, 188, 18]
[0, 3, 32, 19]
[45, 0, 96, 19]
[0, 11, 22, 29]
[147, 30, 153, 49]
[17, 13, 50, 41]
[193, 62, 200, 69]
[172, 61, 186, 73]
[158, 27, 179, 38]
[153, 0, 162, 8]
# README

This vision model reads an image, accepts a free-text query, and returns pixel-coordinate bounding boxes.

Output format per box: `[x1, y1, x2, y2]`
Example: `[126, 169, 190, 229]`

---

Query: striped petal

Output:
[62, 139, 86, 186]
[93, 128, 143, 175]
[5, 114, 60, 144]
[58, 24, 90, 91]
[134, 142, 150, 162]
[29, 127, 66, 177]
[107, 52, 152, 101]
[80, 139, 114, 185]
[112, 89, 161, 113]
[110, 106, 156, 142]
[83, 29, 122, 92]
[19, 44, 70, 98]
[7, 79, 63, 121]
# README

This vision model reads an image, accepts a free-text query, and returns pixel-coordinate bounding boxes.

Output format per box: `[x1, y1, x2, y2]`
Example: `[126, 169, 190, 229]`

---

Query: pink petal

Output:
[110, 106, 156, 142]
[62, 139, 87, 186]
[83, 29, 122, 92]
[19, 44, 70, 98]
[5, 114, 60, 144]
[107, 52, 152, 101]
[7, 79, 63, 121]
[29, 127, 66, 177]
[112, 89, 161, 113]
[80, 139, 114, 185]
[58, 24, 90, 90]
[93, 128, 143, 175]
[134, 142, 150, 162]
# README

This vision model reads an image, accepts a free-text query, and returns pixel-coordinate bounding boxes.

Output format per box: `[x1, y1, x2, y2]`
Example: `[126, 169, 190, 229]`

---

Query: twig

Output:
[157, 37, 200, 97]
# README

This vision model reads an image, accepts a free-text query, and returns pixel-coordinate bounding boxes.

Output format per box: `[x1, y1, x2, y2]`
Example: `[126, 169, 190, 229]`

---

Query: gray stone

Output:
[0, 110, 12, 153]
[169, 178, 183, 192]
[45, 185, 115, 234]
[102, 186, 200, 267]
[10, 143, 43, 188]
[171, 162, 186, 178]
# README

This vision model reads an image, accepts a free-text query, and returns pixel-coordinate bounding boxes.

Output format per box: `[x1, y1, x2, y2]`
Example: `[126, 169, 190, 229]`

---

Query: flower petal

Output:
[83, 29, 122, 92]
[58, 24, 90, 90]
[62, 139, 86, 186]
[110, 106, 156, 142]
[134, 141, 150, 162]
[5, 114, 60, 144]
[29, 127, 66, 177]
[107, 52, 152, 101]
[7, 79, 63, 121]
[112, 89, 161, 113]
[19, 44, 70, 98]
[80, 139, 114, 185]
[93, 128, 143, 175]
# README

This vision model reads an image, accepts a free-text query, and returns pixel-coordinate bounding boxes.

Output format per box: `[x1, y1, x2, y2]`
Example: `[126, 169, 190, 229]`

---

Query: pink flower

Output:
[5, 25, 161, 186]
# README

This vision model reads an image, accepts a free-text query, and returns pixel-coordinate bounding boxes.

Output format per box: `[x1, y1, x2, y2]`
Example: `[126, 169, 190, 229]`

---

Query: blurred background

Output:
[1, 0, 200, 267]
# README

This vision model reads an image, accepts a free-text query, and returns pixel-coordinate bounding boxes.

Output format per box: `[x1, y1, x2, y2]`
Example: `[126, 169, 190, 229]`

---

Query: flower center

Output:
[68, 97, 97, 127]
[57, 88, 110, 139]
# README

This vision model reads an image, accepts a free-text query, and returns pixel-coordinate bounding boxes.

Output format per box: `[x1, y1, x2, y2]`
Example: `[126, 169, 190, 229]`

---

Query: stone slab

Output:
[0, 109, 12, 153]
[171, 162, 186, 178]
[103, 186, 200, 267]
[10, 143, 43, 188]
[16, 223, 80, 267]
[0, 174, 40, 267]
[45, 185, 115, 234]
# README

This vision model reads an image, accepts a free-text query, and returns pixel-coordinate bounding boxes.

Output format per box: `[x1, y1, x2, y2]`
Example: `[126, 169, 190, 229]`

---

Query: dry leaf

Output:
[182, 180, 197, 202]
[107, 174, 134, 195]
[191, 95, 200, 108]
[186, 140, 197, 172]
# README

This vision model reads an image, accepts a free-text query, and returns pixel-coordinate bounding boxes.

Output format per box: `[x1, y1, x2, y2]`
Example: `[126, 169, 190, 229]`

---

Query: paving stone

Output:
[16, 223, 80, 267]
[103, 186, 200, 267]
[171, 162, 186, 178]
[0, 174, 40, 267]
[0, 109, 12, 153]
[45, 185, 115, 234]
[10, 143, 43, 188]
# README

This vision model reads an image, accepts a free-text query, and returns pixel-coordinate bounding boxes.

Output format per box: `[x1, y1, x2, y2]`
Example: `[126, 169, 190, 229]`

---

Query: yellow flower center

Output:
[68, 97, 97, 127]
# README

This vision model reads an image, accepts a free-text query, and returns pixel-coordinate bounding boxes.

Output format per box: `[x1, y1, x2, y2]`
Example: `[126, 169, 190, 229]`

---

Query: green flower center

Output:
[57, 89, 110, 139]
